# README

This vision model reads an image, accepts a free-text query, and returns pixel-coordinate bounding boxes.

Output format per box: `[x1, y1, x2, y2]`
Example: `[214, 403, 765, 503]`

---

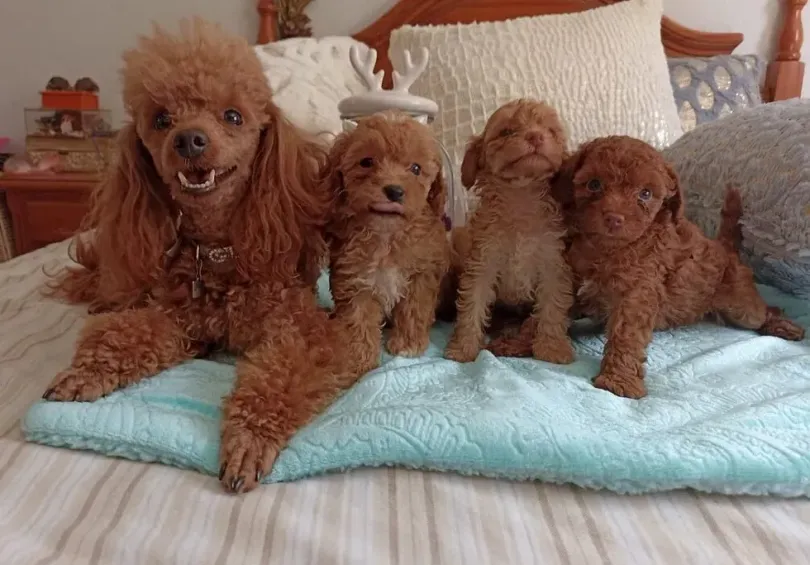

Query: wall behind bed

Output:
[0, 0, 805, 153]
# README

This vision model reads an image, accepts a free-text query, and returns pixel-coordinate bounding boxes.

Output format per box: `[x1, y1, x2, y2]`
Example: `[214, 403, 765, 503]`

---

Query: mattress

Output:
[2, 241, 810, 564]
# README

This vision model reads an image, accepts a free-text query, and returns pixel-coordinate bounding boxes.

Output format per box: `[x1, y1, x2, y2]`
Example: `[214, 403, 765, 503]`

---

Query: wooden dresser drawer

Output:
[0, 172, 98, 256]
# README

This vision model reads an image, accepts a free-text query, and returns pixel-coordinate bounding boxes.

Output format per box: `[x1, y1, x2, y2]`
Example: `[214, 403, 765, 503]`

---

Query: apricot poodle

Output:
[44, 19, 362, 493]
[554, 136, 804, 398]
[443, 99, 574, 364]
[325, 111, 450, 373]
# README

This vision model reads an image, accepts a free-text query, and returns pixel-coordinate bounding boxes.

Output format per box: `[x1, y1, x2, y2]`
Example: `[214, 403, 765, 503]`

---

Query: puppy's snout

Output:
[173, 129, 209, 158]
[526, 131, 545, 149]
[383, 184, 405, 203]
[604, 213, 624, 232]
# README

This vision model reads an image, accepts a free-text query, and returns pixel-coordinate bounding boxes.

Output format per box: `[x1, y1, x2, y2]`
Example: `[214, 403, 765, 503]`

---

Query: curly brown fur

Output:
[325, 112, 450, 373]
[548, 136, 803, 398]
[443, 99, 575, 364]
[40, 19, 362, 494]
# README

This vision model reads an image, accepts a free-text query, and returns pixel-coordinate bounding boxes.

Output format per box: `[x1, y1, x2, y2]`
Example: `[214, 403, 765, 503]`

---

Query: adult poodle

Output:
[325, 111, 450, 374]
[44, 19, 359, 493]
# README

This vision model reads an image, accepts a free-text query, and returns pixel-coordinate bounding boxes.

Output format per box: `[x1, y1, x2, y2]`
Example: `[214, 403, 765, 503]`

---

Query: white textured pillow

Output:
[253, 37, 370, 138]
[389, 0, 682, 179]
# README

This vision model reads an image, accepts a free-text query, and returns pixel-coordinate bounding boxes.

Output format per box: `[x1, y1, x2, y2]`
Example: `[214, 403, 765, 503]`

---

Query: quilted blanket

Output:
[23, 283, 810, 496]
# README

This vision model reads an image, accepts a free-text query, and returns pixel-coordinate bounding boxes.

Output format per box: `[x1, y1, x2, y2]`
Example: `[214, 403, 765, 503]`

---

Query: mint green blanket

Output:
[23, 283, 810, 496]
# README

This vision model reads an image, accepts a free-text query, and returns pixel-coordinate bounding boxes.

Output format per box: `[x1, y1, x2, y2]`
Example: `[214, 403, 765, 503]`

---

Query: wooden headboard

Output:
[256, 0, 807, 101]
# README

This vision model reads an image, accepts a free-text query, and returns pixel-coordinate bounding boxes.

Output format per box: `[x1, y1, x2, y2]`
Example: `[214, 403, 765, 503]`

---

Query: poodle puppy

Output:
[44, 19, 361, 493]
[325, 111, 450, 373]
[554, 135, 804, 398]
[444, 99, 574, 363]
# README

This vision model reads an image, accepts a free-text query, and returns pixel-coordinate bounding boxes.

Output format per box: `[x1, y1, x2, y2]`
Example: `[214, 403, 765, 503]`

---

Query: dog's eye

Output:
[409, 163, 421, 176]
[586, 179, 602, 192]
[224, 109, 243, 125]
[639, 188, 653, 201]
[499, 128, 515, 138]
[359, 157, 374, 168]
[153, 110, 172, 130]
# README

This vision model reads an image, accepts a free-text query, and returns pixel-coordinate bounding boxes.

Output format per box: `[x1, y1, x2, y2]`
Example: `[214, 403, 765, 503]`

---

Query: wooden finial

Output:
[776, 0, 808, 62]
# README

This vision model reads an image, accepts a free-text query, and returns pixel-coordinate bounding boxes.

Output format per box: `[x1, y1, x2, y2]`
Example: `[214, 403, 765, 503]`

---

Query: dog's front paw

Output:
[444, 334, 481, 363]
[387, 331, 429, 358]
[532, 335, 575, 365]
[42, 369, 116, 402]
[219, 427, 279, 494]
[592, 371, 647, 399]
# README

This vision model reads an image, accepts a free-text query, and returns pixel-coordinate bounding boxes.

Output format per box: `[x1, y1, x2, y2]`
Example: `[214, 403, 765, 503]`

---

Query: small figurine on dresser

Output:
[444, 99, 575, 365]
[326, 47, 451, 374]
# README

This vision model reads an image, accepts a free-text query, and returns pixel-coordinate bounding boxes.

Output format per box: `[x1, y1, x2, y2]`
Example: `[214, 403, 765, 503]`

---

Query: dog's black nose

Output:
[383, 184, 404, 202]
[173, 129, 208, 158]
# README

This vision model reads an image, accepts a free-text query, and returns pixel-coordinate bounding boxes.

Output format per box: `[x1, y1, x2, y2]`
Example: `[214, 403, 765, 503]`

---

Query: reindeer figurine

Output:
[338, 46, 439, 125]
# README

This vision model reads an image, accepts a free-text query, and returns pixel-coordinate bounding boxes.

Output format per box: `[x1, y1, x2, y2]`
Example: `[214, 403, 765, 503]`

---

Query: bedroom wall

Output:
[0, 0, 807, 153]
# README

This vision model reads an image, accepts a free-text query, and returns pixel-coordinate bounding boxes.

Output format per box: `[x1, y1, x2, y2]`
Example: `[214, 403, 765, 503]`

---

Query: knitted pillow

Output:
[663, 99, 810, 298]
[388, 0, 682, 183]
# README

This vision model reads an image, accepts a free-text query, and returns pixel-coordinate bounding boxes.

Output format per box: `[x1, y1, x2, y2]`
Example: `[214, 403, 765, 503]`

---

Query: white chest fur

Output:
[370, 266, 406, 316]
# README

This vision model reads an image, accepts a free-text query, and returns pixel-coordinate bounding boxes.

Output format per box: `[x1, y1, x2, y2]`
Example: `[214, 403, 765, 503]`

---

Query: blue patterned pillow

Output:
[667, 55, 765, 132]
[663, 99, 810, 298]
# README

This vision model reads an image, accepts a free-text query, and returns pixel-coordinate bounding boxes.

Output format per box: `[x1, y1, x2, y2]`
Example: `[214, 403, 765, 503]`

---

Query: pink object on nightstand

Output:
[0, 137, 9, 152]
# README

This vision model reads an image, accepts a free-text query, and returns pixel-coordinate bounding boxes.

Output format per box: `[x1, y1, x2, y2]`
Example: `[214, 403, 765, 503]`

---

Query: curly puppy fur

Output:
[325, 112, 450, 373]
[443, 99, 575, 364]
[43, 19, 363, 493]
[552, 136, 803, 398]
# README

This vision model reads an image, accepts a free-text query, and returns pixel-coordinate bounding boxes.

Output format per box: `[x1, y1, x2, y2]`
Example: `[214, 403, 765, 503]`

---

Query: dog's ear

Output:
[233, 108, 329, 281]
[321, 132, 350, 202]
[460, 134, 484, 189]
[551, 147, 586, 210]
[662, 162, 684, 223]
[428, 165, 448, 219]
[51, 123, 173, 309]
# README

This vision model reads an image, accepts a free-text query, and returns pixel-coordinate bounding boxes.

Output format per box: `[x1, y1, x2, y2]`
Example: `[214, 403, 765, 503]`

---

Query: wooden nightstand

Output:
[0, 172, 98, 255]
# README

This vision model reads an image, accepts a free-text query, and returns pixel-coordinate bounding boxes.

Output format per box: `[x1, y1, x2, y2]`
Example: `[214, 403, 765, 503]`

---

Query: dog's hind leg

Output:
[712, 259, 805, 341]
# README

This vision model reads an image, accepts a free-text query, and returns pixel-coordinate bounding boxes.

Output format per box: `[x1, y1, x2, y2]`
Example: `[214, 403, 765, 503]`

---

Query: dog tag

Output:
[192, 245, 204, 299]
[192, 278, 204, 299]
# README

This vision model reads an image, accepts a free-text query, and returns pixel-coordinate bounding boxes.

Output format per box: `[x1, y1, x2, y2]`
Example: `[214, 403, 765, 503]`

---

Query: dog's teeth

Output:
[178, 172, 189, 186]
[208, 170, 216, 183]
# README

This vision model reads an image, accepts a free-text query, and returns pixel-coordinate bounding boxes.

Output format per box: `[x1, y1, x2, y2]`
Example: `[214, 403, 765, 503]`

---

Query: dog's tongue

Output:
[185, 169, 211, 184]
[370, 202, 405, 215]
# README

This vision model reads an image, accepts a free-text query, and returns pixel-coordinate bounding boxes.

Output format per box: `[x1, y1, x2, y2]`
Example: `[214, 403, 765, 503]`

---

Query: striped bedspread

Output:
[1, 241, 809, 564]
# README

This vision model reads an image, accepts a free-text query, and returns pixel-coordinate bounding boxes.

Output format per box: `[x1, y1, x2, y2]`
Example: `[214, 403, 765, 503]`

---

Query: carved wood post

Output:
[765, 0, 807, 100]
[257, 0, 279, 44]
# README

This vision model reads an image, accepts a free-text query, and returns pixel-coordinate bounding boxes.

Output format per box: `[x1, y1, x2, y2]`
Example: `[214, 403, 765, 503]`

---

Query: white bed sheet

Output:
[1, 241, 810, 564]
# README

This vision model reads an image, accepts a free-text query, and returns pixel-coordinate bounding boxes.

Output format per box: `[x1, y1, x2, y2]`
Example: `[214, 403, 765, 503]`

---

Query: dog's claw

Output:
[231, 477, 244, 493]
[42, 388, 55, 400]
[256, 470, 263, 483]
[219, 465, 226, 481]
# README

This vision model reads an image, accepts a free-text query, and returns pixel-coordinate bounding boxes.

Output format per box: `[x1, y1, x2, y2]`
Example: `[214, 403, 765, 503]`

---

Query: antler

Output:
[392, 47, 429, 92]
[349, 45, 384, 92]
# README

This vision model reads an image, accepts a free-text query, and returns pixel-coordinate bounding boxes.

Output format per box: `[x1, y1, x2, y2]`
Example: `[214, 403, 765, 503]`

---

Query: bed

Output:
[1, 1, 810, 563]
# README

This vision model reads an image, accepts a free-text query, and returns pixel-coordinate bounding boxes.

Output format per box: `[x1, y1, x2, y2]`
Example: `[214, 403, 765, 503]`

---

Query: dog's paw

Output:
[219, 427, 279, 494]
[759, 316, 805, 342]
[486, 335, 532, 357]
[444, 335, 480, 363]
[387, 332, 429, 357]
[42, 369, 114, 402]
[592, 372, 647, 399]
[532, 336, 575, 364]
